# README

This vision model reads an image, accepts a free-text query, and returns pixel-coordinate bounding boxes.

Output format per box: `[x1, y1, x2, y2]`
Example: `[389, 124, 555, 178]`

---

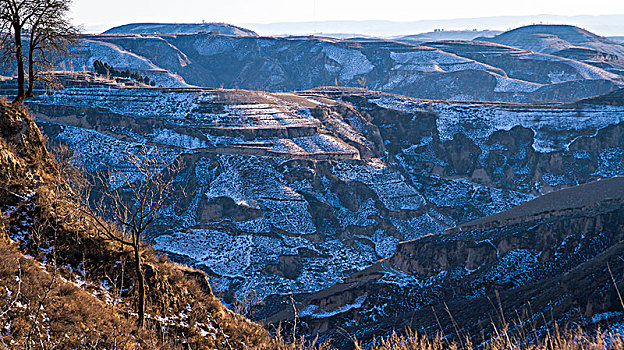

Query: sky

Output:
[71, 0, 624, 34]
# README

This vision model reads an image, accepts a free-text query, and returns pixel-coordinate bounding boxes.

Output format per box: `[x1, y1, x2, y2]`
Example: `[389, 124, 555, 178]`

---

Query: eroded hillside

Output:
[268, 177, 624, 348]
[13, 75, 624, 312]
[2, 25, 622, 103]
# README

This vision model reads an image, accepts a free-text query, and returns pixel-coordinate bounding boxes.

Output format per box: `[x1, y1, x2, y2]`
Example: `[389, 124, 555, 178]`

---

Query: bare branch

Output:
[84, 147, 181, 328]
[0, 0, 79, 102]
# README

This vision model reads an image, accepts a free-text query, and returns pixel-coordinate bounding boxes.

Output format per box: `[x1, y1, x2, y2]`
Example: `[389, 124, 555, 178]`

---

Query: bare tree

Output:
[84, 148, 181, 328]
[0, 0, 32, 102]
[0, 0, 78, 104]
[25, 0, 78, 98]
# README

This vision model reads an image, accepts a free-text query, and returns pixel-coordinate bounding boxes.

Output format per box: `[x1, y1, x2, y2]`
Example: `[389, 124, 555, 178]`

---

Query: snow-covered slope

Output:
[428, 40, 622, 84]
[24, 25, 623, 102]
[66, 39, 190, 87]
[19, 81, 624, 307]
[267, 177, 624, 348]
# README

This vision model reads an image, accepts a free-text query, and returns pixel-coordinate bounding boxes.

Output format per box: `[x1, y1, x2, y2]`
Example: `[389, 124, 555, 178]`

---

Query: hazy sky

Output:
[71, 0, 624, 33]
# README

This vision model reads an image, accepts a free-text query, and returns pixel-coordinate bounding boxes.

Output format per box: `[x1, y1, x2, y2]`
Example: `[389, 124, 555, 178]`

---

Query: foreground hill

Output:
[8, 73, 624, 313]
[0, 102, 273, 348]
[267, 176, 624, 348]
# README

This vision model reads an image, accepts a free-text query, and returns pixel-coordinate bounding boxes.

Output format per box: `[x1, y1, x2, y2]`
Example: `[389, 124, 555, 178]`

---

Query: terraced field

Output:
[13, 76, 624, 307]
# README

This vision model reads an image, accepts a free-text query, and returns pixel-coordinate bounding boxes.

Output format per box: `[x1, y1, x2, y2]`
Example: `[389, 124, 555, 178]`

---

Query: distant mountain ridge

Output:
[481, 24, 624, 76]
[481, 24, 624, 55]
[103, 22, 258, 36]
[395, 29, 501, 43]
[0, 23, 622, 102]
[242, 15, 624, 37]
[20, 24, 620, 104]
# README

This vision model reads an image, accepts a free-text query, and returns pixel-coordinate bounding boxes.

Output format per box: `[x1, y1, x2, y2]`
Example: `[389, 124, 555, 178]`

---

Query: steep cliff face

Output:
[268, 178, 624, 348]
[342, 92, 624, 222]
[28, 84, 431, 301]
[15, 76, 624, 309]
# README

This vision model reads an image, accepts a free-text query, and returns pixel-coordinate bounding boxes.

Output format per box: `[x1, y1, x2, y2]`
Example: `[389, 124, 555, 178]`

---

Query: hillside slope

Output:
[0, 102, 272, 348]
[452, 176, 624, 232]
[577, 87, 624, 106]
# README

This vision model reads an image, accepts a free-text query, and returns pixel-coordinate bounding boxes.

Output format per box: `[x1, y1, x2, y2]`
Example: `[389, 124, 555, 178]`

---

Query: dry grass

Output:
[363, 327, 624, 350]
[267, 326, 624, 350]
[0, 237, 137, 349]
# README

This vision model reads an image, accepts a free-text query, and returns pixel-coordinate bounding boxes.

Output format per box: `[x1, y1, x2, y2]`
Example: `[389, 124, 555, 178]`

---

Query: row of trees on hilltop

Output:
[0, 0, 79, 104]
[93, 60, 156, 86]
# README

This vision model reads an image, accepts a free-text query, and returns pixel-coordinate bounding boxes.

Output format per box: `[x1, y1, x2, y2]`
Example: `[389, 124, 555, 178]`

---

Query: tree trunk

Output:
[12, 22, 25, 104]
[134, 242, 145, 328]
[25, 44, 35, 98]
